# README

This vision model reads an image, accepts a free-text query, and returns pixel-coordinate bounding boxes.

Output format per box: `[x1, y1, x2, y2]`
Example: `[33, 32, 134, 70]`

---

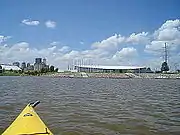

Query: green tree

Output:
[18, 70, 23, 74]
[41, 68, 45, 73]
[14, 70, 18, 73]
[26, 71, 30, 75]
[31, 71, 35, 76]
[41, 68, 48, 74]
[161, 62, 169, 72]
[34, 71, 38, 75]
[44, 68, 48, 73]
[3, 68, 5, 73]
[49, 66, 54, 72]
[147, 67, 151, 71]
[55, 68, 58, 72]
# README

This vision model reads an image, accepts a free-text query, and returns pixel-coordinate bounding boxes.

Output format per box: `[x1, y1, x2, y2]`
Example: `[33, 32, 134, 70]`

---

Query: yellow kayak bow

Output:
[2, 101, 53, 135]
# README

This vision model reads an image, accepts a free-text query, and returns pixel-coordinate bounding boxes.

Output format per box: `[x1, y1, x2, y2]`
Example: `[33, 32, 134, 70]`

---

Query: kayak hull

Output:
[2, 103, 53, 135]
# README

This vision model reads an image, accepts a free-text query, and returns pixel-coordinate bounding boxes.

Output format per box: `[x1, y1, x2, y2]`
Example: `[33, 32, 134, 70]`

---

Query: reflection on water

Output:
[0, 76, 180, 135]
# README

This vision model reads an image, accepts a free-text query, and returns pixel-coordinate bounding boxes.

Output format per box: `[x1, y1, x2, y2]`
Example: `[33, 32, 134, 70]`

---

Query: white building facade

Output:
[0, 64, 22, 71]
[74, 65, 147, 73]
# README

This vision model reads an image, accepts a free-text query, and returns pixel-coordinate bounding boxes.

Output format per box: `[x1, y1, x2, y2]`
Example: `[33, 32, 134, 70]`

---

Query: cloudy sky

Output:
[0, 0, 180, 70]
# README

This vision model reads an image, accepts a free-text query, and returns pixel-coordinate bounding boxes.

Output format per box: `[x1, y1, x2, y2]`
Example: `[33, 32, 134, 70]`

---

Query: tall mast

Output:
[164, 42, 168, 63]
[161, 42, 169, 72]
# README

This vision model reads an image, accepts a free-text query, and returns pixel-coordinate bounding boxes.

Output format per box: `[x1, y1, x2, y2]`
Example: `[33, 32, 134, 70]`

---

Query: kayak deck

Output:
[2, 101, 53, 135]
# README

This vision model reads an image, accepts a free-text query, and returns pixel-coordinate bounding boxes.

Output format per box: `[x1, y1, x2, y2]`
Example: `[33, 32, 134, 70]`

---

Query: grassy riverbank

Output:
[1, 71, 180, 79]
[0, 71, 58, 76]
[0, 71, 21, 76]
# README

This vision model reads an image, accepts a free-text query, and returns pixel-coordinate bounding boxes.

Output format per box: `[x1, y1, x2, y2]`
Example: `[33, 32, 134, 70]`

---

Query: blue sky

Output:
[0, 0, 180, 70]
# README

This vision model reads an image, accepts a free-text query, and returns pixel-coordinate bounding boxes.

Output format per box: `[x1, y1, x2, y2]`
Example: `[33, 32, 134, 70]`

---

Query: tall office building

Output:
[34, 58, 43, 71]
[27, 63, 30, 67]
[34, 57, 49, 71]
[35, 58, 42, 64]
[21, 62, 26, 69]
[43, 58, 46, 65]
[0, 65, 2, 73]
[13, 62, 20, 67]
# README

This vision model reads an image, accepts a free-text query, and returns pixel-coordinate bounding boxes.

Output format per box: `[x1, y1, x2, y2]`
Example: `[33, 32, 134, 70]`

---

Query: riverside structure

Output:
[74, 65, 148, 73]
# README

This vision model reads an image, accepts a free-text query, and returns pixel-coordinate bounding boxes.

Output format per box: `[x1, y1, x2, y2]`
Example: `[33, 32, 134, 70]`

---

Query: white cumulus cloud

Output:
[126, 32, 150, 45]
[80, 41, 84, 45]
[58, 46, 71, 53]
[1, 19, 180, 70]
[45, 20, 56, 28]
[112, 47, 138, 64]
[50, 41, 60, 46]
[145, 19, 180, 55]
[0, 35, 11, 44]
[21, 19, 40, 26]
[91, 34, 125, 50]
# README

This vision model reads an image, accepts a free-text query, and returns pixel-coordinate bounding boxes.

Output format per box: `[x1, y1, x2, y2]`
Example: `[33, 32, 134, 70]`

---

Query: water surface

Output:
[0, 76, 180, 135]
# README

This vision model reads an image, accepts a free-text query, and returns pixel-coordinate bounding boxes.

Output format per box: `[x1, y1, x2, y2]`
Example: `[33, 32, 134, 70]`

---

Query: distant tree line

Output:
[40, 66, 58, 73]
[1, 65, 59, 76]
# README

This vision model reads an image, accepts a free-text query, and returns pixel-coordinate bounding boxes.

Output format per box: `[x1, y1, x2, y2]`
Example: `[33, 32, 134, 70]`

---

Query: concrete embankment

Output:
[45, 72, 130, 78]
[87, 73, 130, 78]
[138, 73, 180, 79]
[45, 72, 180, 79]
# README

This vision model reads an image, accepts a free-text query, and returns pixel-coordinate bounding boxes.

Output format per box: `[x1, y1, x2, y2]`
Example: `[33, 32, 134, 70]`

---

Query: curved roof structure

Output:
[75, 65, 146, 70]
[1, 65, 21, 70]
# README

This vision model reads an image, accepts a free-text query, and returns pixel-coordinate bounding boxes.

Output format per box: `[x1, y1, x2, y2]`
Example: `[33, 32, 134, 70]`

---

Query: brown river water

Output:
[0, 76, 180, 135]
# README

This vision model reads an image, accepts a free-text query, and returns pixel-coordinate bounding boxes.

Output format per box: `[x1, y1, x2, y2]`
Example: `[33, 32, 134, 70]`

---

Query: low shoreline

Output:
[1, 72, 180, 79]
[44, 72, 180, 79]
